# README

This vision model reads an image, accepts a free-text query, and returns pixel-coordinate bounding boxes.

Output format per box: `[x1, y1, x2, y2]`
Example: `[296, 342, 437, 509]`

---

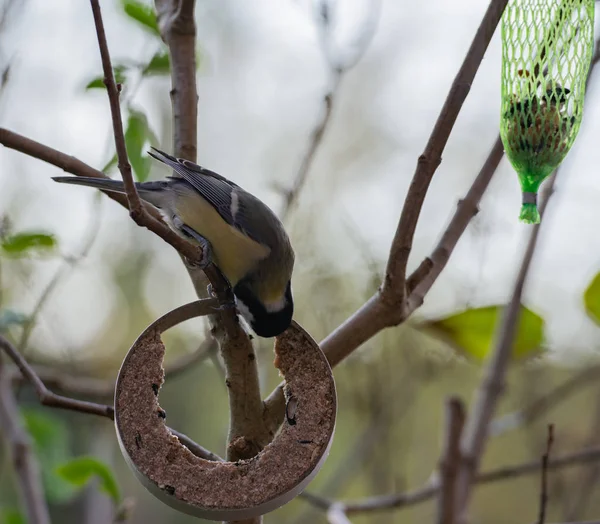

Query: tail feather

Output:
[52, 176, 127, 193]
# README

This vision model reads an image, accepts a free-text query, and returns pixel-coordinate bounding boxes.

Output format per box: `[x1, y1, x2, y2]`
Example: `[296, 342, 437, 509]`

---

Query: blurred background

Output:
[2, 0, 600, 522]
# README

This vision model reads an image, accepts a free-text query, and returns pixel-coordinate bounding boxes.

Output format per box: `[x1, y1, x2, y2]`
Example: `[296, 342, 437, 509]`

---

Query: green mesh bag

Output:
[500, 0, 594, 224]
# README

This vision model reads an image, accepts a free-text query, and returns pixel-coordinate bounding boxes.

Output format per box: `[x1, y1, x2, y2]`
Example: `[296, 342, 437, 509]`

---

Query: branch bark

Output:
[302, 445, 600, 516]
[264, 133, 504, 429]
[0, 334, 223, 462]
[382, 0, 508, 308]
[538, 424, 555, 524]
[153, 0, 269, 481]
[154, 0, 197, 161]
[0, 359, 51, 524]
[455, 171, 558, 520]
[438, 398, 466, 524]
[88, 0, 208, 269]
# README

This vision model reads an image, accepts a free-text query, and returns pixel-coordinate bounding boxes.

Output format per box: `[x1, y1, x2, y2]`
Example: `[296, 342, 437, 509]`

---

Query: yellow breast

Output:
[175, 193, 270, 285]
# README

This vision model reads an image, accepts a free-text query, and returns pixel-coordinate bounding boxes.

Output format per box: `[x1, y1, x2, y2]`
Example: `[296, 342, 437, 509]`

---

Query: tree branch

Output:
[89, 0, 142, 218]
[263, 0, 509, 425]
[302, 445, 600, 515]
[455, 171, 558, 519]
[153, 1, 269, 493]
[489, 364, 600, 437]
[382, 0, 508, 309]
[7, 336, 218, 399]
[279, 0, 382, 220]
[263, 133, 503, 427]
[280, 80, 338, 220]
[88, 0, 210, 270]
[538, 424, 554, 524]
[154, 0, 197, 161]
[0, 334, 223, 462]
[0, 334, 114, 418]
[438, 398, 465, 524]
[405, 135, 504, 312]
[0, 359, 51, 524]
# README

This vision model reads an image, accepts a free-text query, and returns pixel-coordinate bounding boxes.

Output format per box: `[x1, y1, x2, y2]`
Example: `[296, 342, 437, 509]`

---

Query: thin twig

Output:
[89, 0, 234, 293]
[538, 424, 555, 524]
[455, 169, 558, 520]
[7, 336, 217, 399]
[263, 134, 503, 428]
[383, 0, 509, 309]
[17, 192, 103, 355]
[489, 364, 600, 437]
[154, 0, 197, 161]
[405, 136, 504, 313]
[280, 77, 338, 220]
[0, 359, 51, 524]
[280, 0, 382, 220]
[302, 445, 600, 515]
[438, 398, 466, 524]
[0, 334, 223, 461]
[0, 334, 114, 418]
[89, 0, 142, 218]
[562, 385, 600, 520]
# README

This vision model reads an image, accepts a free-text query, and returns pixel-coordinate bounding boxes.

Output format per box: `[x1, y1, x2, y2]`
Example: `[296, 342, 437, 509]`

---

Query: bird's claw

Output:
[180, 225, 213, 269]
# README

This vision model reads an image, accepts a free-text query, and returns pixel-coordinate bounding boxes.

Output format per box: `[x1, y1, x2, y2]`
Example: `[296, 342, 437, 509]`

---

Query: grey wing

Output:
[149, 147, 269, 243]
[149, 147, 239, 226]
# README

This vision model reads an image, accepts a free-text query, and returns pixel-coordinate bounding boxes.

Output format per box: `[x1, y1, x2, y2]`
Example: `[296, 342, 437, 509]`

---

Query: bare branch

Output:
[0, 359, 51, 524]
[88, 0, 210, 269]
[154, 0, 197, 160]
[438, 397, 465, 524]
[280, 81, 338, 220]
[302, 445, 600, 515]
[406, 136, 504, 312]
[383, 0, 508, 309]
[89, 0, 142, 218]
[489, 364, 600, 437]
[538, 424, 555, 524]
[0, 334, 114, 418]
[280, 0, 382, 220]
[0, 334, 223, 461]
[7, 337, 218, 399]
[455, 170, 558, 518]
[263, 134, 502, 426]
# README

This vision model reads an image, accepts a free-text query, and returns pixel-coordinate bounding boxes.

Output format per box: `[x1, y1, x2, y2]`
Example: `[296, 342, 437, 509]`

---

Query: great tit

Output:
[53, 148, 295, 338]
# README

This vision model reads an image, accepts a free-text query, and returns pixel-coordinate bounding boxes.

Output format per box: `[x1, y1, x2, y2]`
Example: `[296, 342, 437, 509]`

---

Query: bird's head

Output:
[233, 279, 293, 338]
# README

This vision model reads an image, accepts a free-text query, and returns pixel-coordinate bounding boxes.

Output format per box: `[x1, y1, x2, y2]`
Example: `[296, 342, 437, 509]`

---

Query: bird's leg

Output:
[179, 224, 236, 311]
[180, 224, 213, 269]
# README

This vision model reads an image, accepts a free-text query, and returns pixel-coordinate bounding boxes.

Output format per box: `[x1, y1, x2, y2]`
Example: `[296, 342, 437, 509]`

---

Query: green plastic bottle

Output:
[500, 0, 594, 223]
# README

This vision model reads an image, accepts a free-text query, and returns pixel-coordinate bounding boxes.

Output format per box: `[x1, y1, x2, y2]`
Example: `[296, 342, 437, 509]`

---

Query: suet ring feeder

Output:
[114, 299, 337, 521]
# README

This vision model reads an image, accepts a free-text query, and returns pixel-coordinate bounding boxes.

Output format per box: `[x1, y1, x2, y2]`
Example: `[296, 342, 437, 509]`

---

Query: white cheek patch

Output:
[264, 295, 287, 313]
[235, 297, 255, 324]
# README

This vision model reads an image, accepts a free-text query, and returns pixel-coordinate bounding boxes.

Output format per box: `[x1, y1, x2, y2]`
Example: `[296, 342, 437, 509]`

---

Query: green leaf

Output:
[1, 232, 56, 256]
[57, 457, 121, 503]
[142, 51, 170, 75]
[21, 409, 76, 503]
[125, 109, 157, 182]
[0, 509, 25, 524]
[0, 310, 28, 332]
[584, 272, 600, 325]
[121, 0, 160, 36]
[101, 154, 118, 175]
[420, 305, 544, 362]
[85, 66, 127, 90]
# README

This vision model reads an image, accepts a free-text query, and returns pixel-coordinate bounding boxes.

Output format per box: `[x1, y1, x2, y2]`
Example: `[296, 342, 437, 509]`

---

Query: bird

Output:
[53, 147, 295, 338]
